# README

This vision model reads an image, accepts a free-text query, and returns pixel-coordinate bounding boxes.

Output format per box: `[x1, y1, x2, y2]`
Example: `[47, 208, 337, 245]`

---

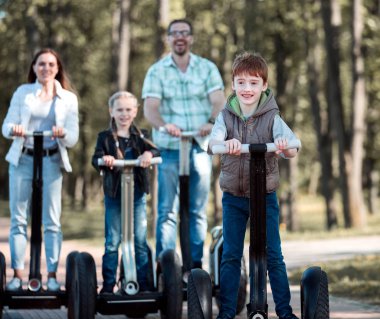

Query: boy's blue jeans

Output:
[155, 145, 211, 264]
[218, 192, 294, 318]
[102, 189, 149, 291]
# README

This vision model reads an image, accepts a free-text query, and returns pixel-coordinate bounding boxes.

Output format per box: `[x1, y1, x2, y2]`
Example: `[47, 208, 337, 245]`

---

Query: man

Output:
[142, 19, 225, 268]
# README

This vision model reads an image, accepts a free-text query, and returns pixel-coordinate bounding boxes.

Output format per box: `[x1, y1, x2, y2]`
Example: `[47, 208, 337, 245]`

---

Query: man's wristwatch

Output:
[208, 117, 215, 124]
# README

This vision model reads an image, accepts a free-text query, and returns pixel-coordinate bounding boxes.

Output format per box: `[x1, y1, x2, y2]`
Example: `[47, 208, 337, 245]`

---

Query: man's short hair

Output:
[232, 52, 268, 83]
[167, 19, 193, 35]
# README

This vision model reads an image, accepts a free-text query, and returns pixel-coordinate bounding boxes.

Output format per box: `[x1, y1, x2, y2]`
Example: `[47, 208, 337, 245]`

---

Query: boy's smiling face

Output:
[232, 73, 268, 110]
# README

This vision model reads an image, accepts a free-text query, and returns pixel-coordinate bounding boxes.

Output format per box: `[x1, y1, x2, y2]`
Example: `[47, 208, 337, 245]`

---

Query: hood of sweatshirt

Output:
[225, 88, 278, 121]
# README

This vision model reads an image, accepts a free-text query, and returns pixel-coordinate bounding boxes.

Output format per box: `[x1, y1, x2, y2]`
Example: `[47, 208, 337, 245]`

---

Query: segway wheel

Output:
[68, 252, 97, 319]
[0, 252, 6, 319]
[215, 256, 247, 314]
[301, 266, 329, 319]
[187, 269, 212, 319]
[65, 251, 79, 293]
[157, 249, 183, 319]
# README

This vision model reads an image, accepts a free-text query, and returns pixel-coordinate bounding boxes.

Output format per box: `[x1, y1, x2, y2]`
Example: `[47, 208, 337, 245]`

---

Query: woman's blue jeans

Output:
[155, 144, 211, 264]
[218, 192, 294, 318]
[8, 153, 63, 273]
[102, 189, 149, 290]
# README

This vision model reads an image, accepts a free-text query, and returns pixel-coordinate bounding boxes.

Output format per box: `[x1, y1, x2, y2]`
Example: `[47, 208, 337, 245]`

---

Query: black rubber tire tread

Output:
[77, 252, 97, 318]
[67, 251, 80, 319]
[301, 270, 329, 319]
[236, 256, 248, 314]
[71, 252, 97, 319]
[65, 251, 79, 292]
[159, 250, 183, 319]
[313, 270, 329, 319]
[187, 269, 212, 319]
[0, 252, 6, 319]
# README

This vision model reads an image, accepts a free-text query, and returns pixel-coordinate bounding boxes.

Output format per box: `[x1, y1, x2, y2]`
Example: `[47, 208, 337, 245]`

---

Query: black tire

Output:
[301, 267, 329, 319]
[0, 252, 6, 319]
[236, 256, 248, 314]
[187, 269, 212, 319]
[158, 249, 183, 319]
[65, 251, 79, 293]
[68, 252, 97, 319]
[215, 256, 247, 314]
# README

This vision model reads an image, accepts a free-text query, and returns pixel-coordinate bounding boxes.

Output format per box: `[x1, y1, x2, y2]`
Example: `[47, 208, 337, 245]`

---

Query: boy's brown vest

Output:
[219, 92, 280, 197]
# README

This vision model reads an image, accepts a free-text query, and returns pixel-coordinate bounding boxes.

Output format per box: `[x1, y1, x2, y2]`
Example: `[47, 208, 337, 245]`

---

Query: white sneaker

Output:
[47, 277, 60, 291]
[6, 277, 22, 291]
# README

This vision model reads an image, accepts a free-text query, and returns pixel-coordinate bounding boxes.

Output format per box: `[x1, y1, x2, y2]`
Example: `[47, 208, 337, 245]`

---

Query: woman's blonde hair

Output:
[108, 91, 139, 108]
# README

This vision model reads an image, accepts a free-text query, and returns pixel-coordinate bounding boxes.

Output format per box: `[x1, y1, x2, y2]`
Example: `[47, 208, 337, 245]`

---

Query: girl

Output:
[92, 91, 159, 293]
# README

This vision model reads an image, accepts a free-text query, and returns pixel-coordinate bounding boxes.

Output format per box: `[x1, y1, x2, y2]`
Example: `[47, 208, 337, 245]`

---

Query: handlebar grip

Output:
[98, 157, 163, 167]
[212, 139, 301, 154]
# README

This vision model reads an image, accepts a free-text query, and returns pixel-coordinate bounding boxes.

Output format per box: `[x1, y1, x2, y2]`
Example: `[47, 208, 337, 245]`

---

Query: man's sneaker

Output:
[279, 314, 299, 319]
[6, 277, 22, 291]
[47, 277, 60, 291]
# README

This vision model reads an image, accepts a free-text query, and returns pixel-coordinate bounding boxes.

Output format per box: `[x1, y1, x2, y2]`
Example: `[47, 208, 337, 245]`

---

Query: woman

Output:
[2, 48, 79, 291]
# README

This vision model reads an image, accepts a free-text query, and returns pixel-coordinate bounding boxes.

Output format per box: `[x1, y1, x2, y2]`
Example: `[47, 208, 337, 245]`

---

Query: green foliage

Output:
[0, 0, 379, 225]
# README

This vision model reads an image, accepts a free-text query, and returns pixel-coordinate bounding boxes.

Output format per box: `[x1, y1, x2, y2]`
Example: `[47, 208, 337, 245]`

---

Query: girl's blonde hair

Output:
[108, 91, 139, 108]
[108, 91, 139, 159]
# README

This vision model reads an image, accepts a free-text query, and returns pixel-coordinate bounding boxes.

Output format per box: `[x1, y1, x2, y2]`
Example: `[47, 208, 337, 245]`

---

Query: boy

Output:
[209, 52, 299, 319]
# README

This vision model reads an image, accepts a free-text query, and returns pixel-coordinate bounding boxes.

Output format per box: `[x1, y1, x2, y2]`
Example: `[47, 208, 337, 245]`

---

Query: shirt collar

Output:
[164, 53, 196, 69]
[33, 79, 64, 98]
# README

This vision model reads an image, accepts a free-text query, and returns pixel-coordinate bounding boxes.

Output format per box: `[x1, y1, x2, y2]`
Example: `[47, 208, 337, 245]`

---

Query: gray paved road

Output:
[1, 217, 380, 318]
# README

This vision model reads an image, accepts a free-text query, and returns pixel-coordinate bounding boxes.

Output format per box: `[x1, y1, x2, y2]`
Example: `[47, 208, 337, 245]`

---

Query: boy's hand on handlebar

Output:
[225, 138, 241, 155]
[52, 126, 65, 139]
[102, 155, 116, 169]
[138, 151, 153, 168]
[274, 137, 288, 155]
[11, 124, 25, 137]
[274, 137, 298, 158]
[163, 123, 181, 137]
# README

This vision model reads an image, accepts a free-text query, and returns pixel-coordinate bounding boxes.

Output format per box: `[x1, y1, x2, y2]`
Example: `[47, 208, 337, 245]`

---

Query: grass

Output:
[288, 254, 380, 306]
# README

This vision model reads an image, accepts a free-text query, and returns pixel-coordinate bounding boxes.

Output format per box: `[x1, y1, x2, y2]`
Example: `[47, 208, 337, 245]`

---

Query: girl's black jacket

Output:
[91, 124, 160, 198]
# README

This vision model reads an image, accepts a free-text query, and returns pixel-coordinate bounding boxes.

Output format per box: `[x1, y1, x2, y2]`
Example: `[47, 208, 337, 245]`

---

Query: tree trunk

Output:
[321, 0, 352, 227]
[303, 0, 338, 229]
[117, 0, 132, 91]
[349, 0, 367, 227]
[154, 0, 169, 59]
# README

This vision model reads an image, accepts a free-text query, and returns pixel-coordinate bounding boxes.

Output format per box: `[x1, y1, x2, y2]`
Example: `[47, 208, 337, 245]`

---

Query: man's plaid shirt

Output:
[142, 53, 224, 150]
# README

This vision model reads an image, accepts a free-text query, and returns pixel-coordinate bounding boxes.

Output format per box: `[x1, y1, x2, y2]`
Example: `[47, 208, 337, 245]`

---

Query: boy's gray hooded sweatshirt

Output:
[219, 89, 280, 197]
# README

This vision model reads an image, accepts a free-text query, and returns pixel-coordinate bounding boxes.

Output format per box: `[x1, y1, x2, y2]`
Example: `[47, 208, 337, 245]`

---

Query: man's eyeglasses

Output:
[168, 30, 192, 38]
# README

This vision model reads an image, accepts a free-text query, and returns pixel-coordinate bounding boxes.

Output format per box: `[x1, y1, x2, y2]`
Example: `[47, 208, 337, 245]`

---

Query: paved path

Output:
[1, 217, 380, 318]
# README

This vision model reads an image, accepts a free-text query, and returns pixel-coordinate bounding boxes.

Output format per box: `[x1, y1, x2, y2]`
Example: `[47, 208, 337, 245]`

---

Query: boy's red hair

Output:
[232, 52, 268, 83]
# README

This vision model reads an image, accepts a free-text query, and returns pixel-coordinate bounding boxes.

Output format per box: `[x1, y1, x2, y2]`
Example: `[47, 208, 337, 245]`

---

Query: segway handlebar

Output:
[97, 157, 163, 167]
[158, 126, 199, 137]
[211, 139, 301, 154]
[19, 129, 67, 138]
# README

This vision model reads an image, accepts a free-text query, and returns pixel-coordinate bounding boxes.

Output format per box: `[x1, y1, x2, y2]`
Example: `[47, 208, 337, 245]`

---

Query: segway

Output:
[0, 130, 78, 318]
[68, 156, 183, 319]
[170, 130, 214, 319]
[210, 140, 329, 319]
